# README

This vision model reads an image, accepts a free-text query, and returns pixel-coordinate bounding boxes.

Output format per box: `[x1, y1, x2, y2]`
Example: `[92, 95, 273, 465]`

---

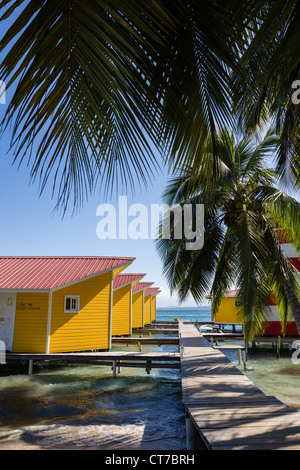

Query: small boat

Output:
[199, 324, 220, 333]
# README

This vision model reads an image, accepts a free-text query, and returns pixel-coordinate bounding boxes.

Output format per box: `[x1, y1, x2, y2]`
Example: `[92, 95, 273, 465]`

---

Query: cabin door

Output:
[0, 293, 17, 352]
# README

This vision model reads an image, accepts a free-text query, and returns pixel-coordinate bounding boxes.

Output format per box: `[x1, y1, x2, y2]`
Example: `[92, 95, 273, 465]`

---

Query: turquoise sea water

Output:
[156, 308, 211, 323]
[0, 309, 191, 450]
[0, 308, 300, 450]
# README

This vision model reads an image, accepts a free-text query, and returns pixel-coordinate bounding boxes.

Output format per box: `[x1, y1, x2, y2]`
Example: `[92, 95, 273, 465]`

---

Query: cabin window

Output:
[64, 296, 80, 313]
[234, 300, 241, 307]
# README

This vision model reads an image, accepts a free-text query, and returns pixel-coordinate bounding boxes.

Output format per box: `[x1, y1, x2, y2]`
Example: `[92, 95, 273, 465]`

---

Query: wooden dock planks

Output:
[179, 321, 300, 450]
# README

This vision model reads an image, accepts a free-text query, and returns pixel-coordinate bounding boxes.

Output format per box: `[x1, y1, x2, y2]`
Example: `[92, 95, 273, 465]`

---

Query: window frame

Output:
[64, 295, 80, 313]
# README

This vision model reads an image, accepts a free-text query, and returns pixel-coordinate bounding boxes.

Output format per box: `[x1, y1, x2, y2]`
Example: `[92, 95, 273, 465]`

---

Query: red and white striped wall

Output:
[263, 231, 299, 335]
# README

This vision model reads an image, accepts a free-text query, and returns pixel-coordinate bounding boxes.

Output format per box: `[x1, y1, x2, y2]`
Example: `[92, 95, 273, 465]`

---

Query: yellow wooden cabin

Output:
[212, 289, 298, 336]
[151, 290, 161, 321]
[144, 287, 160, 324]
[111, 273, 145, 336]
[0, 256, 134, 353]
[143, 292, 152, 325]
[131, 282, 154, 328]
[212, 290, 242, 324]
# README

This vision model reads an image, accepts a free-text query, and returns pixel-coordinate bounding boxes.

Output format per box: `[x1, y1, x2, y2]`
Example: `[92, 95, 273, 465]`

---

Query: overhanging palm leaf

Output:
[0, 0, 173, 212]
[234, 0, 300, 182]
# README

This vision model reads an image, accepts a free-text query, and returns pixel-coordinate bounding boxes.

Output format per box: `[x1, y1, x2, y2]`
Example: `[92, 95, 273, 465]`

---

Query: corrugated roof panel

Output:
[144, 287, 160, 297]
[132, 282, 154, 294]
[113, 273, 146, 290]
[151, 290, 161, 296]
[0, 256, 135, 290]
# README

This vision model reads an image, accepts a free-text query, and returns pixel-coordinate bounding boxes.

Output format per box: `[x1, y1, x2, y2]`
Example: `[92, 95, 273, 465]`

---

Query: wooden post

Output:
[28, 359, 33, 376]
[112, 360, 116, 377]
[243, 350, 247, 370]
[138, 341, 141, 352]
[186, 413, 197, 450]
[238, 349, 242, 365]
[276, 336, 281, 358]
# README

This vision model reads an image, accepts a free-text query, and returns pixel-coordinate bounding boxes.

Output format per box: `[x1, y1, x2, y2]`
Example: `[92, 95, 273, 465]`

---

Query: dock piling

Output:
[276, 335, 281, 358]
[185, 413, 198, 450]
[243, 350, 247, 370]
[28, 359, 33, 375]
[238, 349, 241, 365]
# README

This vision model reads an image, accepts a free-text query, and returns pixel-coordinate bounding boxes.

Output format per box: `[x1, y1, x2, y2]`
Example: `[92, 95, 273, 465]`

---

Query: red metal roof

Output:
[224, 290, 239, 298]
[0, 256, 135, 290]
[290, 258, 300, 271]
[132, 282, 154, 294]
[113, 273, 146, 290]
[144, 287, 160, 297]
[151, 290, 161, 296]
[207, 289, 238, 299]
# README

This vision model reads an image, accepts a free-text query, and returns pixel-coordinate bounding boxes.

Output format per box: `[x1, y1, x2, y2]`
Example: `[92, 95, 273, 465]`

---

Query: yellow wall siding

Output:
[214, 297, 242, 324]
[112, 284, 131, 336]
[49, 272, 112, 353]
[151, 296, 156, 321]
[132, 291, 144, 328]
[144, 295, 151, 324]
[13, 293, 49, 353]
[113, 265, 128, 278]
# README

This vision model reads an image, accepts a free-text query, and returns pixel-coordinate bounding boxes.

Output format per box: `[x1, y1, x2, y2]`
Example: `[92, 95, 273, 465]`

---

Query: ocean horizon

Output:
[156, 307, 212, 323]
[157, 306, 211, 311]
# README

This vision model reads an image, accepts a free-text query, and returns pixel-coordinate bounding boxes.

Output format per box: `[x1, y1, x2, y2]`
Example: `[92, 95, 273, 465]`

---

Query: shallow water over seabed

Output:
[1, 309, 300, 450]
[0, 343, 185, 450]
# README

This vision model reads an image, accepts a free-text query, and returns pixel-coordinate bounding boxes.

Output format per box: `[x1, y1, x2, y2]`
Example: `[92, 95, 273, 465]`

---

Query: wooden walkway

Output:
[179, 321, 300, 450]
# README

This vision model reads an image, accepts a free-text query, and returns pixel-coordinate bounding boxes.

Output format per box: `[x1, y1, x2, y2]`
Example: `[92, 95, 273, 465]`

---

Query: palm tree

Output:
[2, 1, 298, 212]
[156, 127, 300, 340]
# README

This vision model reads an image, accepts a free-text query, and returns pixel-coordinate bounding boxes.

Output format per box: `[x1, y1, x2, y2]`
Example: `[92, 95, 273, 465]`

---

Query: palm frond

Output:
[0, 0, 173, 212]
[252, 185, 300, 246]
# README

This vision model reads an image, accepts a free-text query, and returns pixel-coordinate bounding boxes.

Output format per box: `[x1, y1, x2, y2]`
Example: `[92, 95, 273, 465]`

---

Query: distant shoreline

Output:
[157, 307, 211, 311]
